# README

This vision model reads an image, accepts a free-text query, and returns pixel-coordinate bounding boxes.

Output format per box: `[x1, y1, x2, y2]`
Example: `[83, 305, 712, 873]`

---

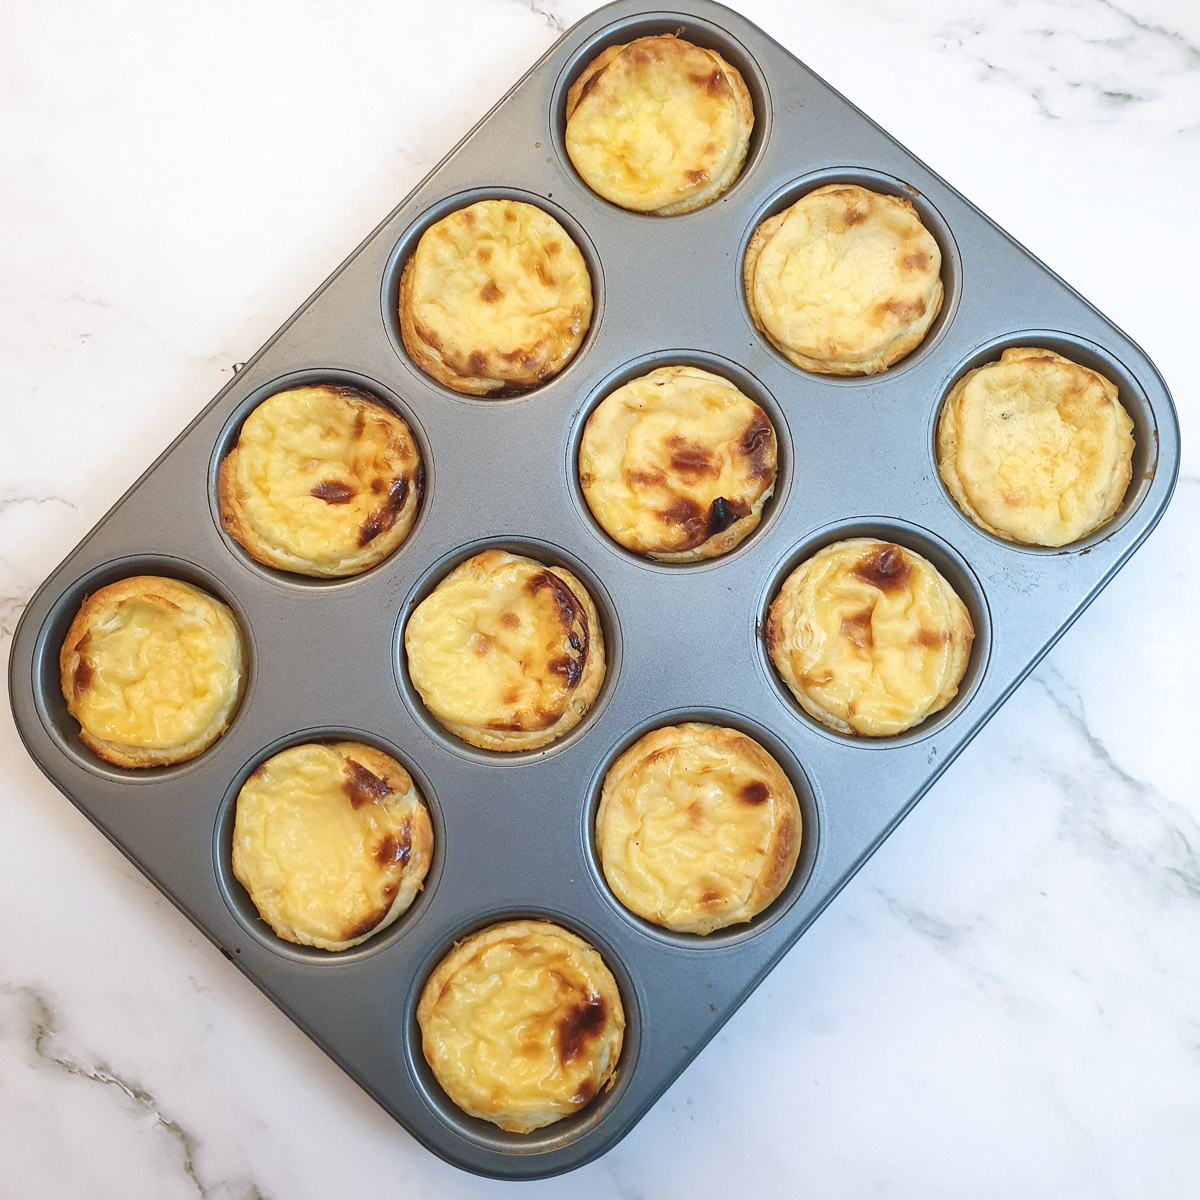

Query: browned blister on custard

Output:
[767, 539, 973, 736]
[936, 347, 1134, 547]
[218, 384, 423, 577]
[399, 199, 592, 396]
[565, 34, 755, 216]
[579, 365, 777, 561]
[596, 722, 801, 934]
[744, 184, 943, 375]
[403, 549, 605, 751]
[59, 576, 244, 768]
[417, 920, 625, 1133]
[231, 741, 434, 951]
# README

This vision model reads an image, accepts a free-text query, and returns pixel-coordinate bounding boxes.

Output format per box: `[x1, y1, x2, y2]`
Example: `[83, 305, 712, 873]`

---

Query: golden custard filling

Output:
[59, 576, 244, 767]
[232, 742, 433, 951]
[936, 347, 1135, 547]
[564, 34, 755, 216]
[579, 365, 777, 561]
[596, 722, 801, 934]
[404, 549, 605, 752]
[218, 384, 422, 577]
[399, 199, 592, 396]
[768, 539, 974, 736]
[744, 184, 943, 375]
[417, 920, 625, 1133]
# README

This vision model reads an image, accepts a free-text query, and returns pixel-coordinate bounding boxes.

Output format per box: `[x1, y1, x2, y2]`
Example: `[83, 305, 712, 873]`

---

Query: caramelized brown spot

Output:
[534, 262, 551, 286]
[311, 480, 355, 504]
[739, 781, 770, 806]
[532, 707, 564, 729]
[476, 247, 492, 264]
[502, 687, 520, 705]
[659, 496, 707, 549]
[461, 209, 476, 228]
[342, 905, 390, 940]
[370, 478, 385, 494]
[840, 606, 875, 650]
[353, 412, 366, 438]
[577, 65, 608, 104]
[343, 760, 393, 809]
[487, 718, 526, 731]
[685, 168, 709, 184]
[842, 205, 867, 227]
[686, 800, 705, 828]
[903, 252, 930, 271]
[626, 468, 666, 488]
[526, 571, 590, 683]
[707, 496, 748, 537]
[916, 627, 951, 648]
[473, 633, 492, 655]
[467, 351, 487, 376]
[699, 889, 721, 906]
[374, 819, 412, 867]
[73, 654, 93, 698]
[357, 476, 409, 546]
[739, 411, 775, 480]
[668, 436, 717, 477]
[545, 241, 561, 258]
[500, 611, 519, 629]
[558, 996, 607, 1065]
[480, 281, 502, 304]
[852, 545, 911, 592]
[571, 1080, 597, 1108]
[875, 297, 926, 322]
[504, 208, 517, 223]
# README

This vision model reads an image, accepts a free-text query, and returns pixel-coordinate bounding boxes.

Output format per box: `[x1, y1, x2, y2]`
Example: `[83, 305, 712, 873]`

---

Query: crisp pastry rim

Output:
[761, 532, 985, 745]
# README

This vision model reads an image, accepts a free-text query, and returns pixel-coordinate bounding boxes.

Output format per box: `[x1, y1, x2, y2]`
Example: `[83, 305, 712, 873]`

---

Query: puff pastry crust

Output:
[404, 549, 606, 751]
[59, 576, 244, 767]
[744, 184, 943, 375]
[231, 741, 433, 951]
[767, 539, 973, 736]
[565, 34, 754, 216]
[579, 365, 777, 561]
[596, 722, 801, 934]
[218, 384, 423, 577]
[417, 919, 624, 1133]
[936, 347, 1135, 547]
[399, 199, 592, 396]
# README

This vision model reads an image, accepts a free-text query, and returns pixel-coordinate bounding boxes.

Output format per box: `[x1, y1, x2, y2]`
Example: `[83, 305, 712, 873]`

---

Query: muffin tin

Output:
[6, 0, 1179, 1179]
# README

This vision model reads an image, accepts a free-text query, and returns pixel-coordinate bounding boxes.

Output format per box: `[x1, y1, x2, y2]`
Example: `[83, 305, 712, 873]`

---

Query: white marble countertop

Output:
[3, 0, 1198, 1195]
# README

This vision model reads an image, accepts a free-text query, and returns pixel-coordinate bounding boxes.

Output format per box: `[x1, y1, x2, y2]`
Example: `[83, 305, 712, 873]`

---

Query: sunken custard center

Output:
[417, 920, 625, 1133]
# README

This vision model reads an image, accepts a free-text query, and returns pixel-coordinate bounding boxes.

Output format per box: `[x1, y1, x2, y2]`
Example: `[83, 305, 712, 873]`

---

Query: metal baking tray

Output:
[7, 0, 1179, 1179]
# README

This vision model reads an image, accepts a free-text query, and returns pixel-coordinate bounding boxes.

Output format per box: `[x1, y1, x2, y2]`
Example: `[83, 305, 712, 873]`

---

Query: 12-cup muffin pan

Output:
[7, 0, 1180, 1179]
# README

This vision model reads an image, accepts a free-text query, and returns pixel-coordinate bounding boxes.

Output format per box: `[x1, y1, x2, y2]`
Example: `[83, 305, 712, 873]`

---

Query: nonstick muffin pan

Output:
[7, 0, 1180, 1179]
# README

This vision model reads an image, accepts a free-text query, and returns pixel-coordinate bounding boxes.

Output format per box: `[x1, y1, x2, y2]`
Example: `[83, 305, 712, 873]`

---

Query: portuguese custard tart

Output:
[219, 384, 423, 577]
[744, 183, 943, 375]
[417, 919, 625, 1133]
[399, 199, 592, 396]
[565, 33, 755, 216]
[59, 576, 244, 767]
[936, 347, 1135, 547]
[578, 364, 777, 562]
[767, 539, 973, 736]
[596, 722, 801, 934]
[404, 549, 605, 751]
[232, 741, 433, 951]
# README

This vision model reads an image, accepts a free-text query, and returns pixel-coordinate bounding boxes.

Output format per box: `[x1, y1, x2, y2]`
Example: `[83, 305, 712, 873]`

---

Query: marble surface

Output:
[2, 0, 1198, 1194]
